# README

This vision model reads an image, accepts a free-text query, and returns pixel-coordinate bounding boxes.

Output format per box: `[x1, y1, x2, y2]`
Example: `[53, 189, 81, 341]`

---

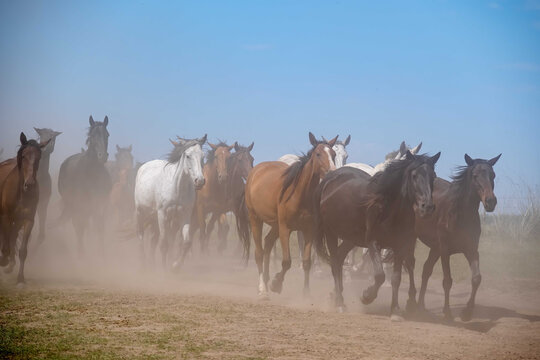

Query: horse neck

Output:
[454, 175, 481, 216]
[173, 155, 191, 192]
[292, 158, 320, 206]
[37, 152, 50, 179]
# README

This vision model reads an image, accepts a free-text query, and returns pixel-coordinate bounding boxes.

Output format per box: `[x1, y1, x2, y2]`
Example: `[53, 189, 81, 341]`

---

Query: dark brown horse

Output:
[190, 142, 255, 256]
[244, 132, 337, 297]
[314, 151, 440, 319]
[189, 141, 235, 254]
[107, 145, 135, 227]
[33, 127, 62, 247]
[0, 133, 49, 283]
[415, 153, 501, 321]
[58, 116, 112, 258]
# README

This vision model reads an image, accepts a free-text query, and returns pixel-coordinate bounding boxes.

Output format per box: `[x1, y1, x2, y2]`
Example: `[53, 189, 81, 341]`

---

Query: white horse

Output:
[134, 134, 206, 269]
[346, 141, 422, 175]
[279, 134, 350, 168]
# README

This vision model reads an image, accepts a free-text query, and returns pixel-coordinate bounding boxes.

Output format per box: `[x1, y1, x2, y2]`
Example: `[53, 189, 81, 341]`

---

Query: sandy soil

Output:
[1, 222, 539, 359]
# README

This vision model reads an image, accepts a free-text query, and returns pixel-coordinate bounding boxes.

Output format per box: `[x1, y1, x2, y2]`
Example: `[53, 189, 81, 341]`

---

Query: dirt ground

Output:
[1, 224, 540, 359]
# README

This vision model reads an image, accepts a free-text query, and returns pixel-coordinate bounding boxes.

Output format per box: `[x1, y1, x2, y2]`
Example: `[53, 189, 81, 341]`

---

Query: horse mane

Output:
[206, 141, 229, 164]
[368, 154, 432, 205]
[279, 150, 313, 202]
[167, 139, 200, 164]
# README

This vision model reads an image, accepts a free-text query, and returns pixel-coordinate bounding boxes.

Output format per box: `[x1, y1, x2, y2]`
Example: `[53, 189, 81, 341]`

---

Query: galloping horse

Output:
[314, 151, 440, 319]
[189, 141, 234, 254]
[0, 133, 49, 283]
[33, 127, 62, 247]
[58, 116, 112, 258]
[107, 145, 135, 226]
[135, 135, 206, 269]
[415, 153, 501, 321]
[244, 132, 337, 297]
[190, 141, 254, 256]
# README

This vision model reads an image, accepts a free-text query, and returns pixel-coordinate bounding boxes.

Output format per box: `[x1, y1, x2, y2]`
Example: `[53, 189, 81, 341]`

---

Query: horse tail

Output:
[313, 180, 330, 264]
[234, 192, 251, 264]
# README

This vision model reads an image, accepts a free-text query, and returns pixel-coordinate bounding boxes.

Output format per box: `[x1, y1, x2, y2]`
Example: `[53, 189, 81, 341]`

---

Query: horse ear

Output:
[234, 142, 240, 152]
[399, 141, 407, 156]
[199, 134, 207, 145]
[208, 142, 217, 150]
[228, 144, 235, 151]
[247, 142, 254, 151]
[116, 144, 121, 152]
[103, 116, 109, 126]
[34, 127, 42, 136]
[488, 153, 501, 166]
[405, 150, 414, 160]
[128, 144, 132, 152]
[169, 139, 179, 147]
[327, 135, 338, 147]
[89, 116, 95, 126]
[20, 132, 28, 145]
[54, 131, 62, 137]
[40, 138, 52, 149]
[464, 154, 474, 166]
[429, 152, 441, 165]
[344, 135, 351, 146]
[411, 142, 422, 155]
[309, 132, 318, 147]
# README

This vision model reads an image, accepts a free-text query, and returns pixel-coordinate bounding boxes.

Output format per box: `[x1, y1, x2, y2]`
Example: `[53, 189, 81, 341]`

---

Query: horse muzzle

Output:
[416, 201, 435, 218]
[194, 178, 206, 190]
[483, 196, 497, 212]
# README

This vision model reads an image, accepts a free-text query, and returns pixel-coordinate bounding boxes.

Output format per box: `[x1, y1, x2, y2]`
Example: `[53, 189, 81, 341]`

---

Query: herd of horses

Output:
[0, 115, 502, 322]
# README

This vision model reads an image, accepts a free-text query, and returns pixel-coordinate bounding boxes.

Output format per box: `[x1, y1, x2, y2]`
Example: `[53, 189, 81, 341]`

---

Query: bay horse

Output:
[189, 141, 254, 257]
[33, 127, 62, 247]
[0, 132, 49, 283]
[58, 116, 112, 258]
[415, 153, 501, 321]
[314, 151, 440, 319]
[107, 145, 135, 226]
[189, 141, 234, 254]
[244, 132, 338, 297]
[135, 135, 206, 269]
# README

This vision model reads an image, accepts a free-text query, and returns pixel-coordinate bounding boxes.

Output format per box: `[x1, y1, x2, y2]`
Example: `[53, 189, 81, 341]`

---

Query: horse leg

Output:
[72, 215, 86, 259]
[158, 209, 171, 270]
[206, 213, 218, 253]
[0, 215, 11, 267]
[440, 245, 453, 321]
[4, 221, 20, 274]
[332, 239, 355, 311]
[262, 226, 279, 295]
[17, 219, 34, 285]
[300, 227, 315, 297]
[35, 196, 49, 247]
[390, 250, 404, 321]
[135, 210, 146, 269]
[404, 253, 417, 313]
[361, 241, 385, 305]
[269, 225, 291, 294]
[93, 211, 106, 260]
[249, 214, 265, 297]
[460, 250, 481, 322]
[297, 231, 305, 263]
[217, 213, 229, 255]
[196, 204, 208, 255]
[418, 247, 439, 310]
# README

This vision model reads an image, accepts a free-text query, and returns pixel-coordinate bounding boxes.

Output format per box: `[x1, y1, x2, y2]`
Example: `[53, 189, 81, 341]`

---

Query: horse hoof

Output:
[336, 306, 347, 313]
[361, 290, 376, 305]
[302, 288, 311, 299]
[460, 307, 473, 322]
[443, 311, 454, 323]
[16, 282, 26, 289]
[0, 256, 8, 267]
[269, 279, 283, 294]
[390, 314, 405, 322]
[406, 299, 417, 314]
[258, 292, 270, 301]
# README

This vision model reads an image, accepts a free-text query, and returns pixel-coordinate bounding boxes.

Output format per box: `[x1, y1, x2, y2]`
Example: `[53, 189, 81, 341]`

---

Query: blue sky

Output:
[1, 0, 539, 211]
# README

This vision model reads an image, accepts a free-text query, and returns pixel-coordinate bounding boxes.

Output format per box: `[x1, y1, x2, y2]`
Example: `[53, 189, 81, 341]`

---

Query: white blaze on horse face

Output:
[325, 146, 336, 171]
[332, 144, 348, 168]
[183, 144, 205, 185]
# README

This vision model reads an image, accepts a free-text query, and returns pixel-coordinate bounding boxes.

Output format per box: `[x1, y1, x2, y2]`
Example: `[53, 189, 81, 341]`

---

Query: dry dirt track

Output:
[1, 234, 540, 359]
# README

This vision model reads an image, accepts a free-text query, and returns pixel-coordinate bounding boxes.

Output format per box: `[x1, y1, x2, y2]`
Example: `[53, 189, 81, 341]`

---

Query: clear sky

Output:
[1, 0, 539, 212]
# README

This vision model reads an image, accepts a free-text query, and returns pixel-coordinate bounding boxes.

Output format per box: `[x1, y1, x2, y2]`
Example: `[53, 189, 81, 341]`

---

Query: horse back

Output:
[245, 161, 288, 222]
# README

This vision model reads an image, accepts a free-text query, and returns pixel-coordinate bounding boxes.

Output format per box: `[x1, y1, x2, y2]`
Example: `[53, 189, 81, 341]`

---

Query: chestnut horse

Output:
[0, 133, 49, 283]
[189, 142, 254, 256]
[244, 132, 337, 297]
[314, 151, 440, 319]
[415, 153, 501, 321]
[189, 141, 234, 254]
[33, 127, 62, 247]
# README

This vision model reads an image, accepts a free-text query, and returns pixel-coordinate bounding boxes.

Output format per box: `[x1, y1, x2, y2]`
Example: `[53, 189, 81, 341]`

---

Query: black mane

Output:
[279, 150, 313, 202]
[86, 122, 109, 146]
[167, 139, 200, 164]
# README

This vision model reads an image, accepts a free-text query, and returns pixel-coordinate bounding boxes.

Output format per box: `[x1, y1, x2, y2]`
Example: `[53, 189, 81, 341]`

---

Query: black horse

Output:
[314, 151, 440, 319]
[58, 116, 112, 258]
[33, 127, 62, 247]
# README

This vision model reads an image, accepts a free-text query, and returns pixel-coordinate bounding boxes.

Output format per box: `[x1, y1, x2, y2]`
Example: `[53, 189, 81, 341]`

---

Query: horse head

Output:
[87, 115, 109, 163]
[17, 132, 50, 192]
[464, 153, 501, 212]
